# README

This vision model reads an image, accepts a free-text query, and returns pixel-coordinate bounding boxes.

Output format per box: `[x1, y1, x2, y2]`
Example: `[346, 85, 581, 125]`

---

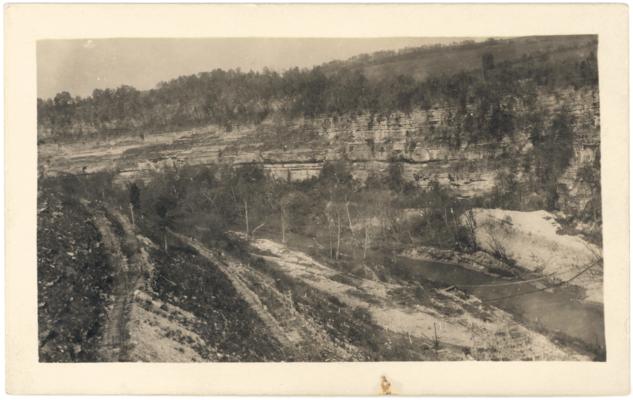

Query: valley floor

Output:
[38, 196, 602, 362]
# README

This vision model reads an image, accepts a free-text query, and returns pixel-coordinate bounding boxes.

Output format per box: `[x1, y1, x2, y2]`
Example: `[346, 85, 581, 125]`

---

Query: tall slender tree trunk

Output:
[591, 189, 598, 224]
[345, 202, 356, 258]
[328, 222, 334, 260]
[336, 211, 341, 260]
[129, 203, 135, 228]
[363, 224, 370, 260]
[345, 201, 354, 235]
[244, 199, 249, 237]
[281, 209, 286, 244]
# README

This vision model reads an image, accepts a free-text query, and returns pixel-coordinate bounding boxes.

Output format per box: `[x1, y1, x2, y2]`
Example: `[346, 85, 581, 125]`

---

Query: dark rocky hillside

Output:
[37, 183, 113, 361]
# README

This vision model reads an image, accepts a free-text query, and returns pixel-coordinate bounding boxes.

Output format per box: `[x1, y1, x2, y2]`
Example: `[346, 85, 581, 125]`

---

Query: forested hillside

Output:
[38, 36, 597, 141]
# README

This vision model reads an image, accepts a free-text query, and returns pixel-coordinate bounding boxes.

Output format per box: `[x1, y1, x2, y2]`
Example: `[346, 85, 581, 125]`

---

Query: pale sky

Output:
[37, 37, 477, 99]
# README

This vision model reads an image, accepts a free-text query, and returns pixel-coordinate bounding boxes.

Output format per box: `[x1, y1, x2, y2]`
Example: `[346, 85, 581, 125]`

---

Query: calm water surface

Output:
[398, 257, 605, 351]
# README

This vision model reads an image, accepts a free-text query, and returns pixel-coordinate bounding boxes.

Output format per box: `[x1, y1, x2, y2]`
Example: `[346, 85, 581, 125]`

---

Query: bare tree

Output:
[363, 223, 371, 260]
[336, 207, 342, 260]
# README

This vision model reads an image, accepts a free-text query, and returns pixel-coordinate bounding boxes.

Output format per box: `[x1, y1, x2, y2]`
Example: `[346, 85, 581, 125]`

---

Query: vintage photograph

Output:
[36, 36, 604, 363]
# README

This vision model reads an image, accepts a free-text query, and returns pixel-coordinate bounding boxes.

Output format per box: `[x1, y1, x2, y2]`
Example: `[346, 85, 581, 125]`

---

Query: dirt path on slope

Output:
[170, 231, 359, 360]
[250, 237, 459, 344]
[93, 206, 146, 362]
[246, 237, 588, 361]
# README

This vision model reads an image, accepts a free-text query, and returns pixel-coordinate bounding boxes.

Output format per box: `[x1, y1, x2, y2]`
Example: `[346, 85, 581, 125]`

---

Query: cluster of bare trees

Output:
[72, 159, 481, 267]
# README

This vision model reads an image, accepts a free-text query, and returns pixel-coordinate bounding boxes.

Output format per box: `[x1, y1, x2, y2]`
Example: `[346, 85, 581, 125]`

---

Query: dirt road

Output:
[93, 206, 146, 362]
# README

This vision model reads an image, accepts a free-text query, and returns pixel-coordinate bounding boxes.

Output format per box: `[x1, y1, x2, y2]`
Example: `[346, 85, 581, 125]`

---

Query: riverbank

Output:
[471, 208, 603, 304]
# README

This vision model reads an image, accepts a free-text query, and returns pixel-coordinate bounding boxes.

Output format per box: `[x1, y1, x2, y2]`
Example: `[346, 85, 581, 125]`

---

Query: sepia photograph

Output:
[5, 2, 629, 396]
[36, 35, 605, 363]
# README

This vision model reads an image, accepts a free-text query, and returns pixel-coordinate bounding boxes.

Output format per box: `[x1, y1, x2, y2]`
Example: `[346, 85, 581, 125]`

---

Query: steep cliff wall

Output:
[39, 86, 600, 217]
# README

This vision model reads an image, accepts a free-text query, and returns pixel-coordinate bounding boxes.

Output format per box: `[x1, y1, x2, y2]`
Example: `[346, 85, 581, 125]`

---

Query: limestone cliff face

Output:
[40, 87, 599, 213]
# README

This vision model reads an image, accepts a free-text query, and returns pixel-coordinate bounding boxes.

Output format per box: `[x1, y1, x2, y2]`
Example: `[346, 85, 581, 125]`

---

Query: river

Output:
[398, 257, 605, 357]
